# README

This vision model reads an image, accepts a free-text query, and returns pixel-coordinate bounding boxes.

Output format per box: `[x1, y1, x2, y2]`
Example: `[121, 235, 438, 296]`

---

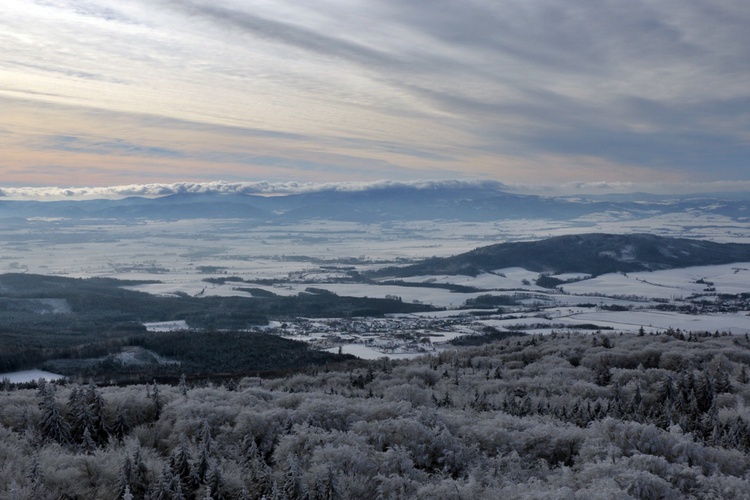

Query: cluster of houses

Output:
[253, 314, 483, 357]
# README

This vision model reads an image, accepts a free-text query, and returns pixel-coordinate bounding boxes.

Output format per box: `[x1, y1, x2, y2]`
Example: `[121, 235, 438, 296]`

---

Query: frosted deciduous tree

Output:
[4, 332, 750, 498]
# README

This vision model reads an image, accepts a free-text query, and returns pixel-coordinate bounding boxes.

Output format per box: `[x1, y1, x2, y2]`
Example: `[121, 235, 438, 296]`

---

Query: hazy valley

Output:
[3, 184, 750, 380]
[3, 184, 750, 498]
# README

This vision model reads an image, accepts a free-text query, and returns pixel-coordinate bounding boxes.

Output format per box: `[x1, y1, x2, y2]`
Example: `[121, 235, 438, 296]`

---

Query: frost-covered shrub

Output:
[392, 365, 441, 388]
[622, 469, 679, 500]
[659, 351, 689, 371]
[382, 382, 433, 407]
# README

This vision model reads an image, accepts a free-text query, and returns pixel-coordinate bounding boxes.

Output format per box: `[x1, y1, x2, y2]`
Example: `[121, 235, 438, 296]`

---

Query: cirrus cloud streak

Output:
[1, 0, 749, 187]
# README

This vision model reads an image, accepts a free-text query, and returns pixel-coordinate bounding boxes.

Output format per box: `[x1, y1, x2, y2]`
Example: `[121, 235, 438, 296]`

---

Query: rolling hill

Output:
[373, 233, 750, 277]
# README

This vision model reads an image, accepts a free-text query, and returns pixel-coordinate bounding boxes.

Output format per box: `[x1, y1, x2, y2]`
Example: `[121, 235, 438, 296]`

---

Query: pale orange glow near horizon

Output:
[2, 1, 749, 190]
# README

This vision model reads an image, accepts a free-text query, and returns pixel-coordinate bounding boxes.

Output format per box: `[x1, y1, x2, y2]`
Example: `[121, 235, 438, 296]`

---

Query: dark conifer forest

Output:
[2, 330, 750, 498]
[0, 274, 431, 377]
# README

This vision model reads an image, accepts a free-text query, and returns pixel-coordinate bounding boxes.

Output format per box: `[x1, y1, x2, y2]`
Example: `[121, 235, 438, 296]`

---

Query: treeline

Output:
[40, 330, 357, 383]
[2, 331, 750, 498]
[127, 331, 356, 379]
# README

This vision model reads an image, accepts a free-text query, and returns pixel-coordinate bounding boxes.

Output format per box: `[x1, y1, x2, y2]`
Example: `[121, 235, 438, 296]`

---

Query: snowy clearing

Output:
[143, 320, 190, 332]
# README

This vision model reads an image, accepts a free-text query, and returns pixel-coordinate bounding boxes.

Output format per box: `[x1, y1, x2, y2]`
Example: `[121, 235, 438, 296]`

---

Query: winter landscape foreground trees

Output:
[2, 330, 750, 498]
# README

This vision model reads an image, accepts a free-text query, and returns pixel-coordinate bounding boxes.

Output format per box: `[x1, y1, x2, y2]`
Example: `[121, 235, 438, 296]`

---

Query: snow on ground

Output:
[564, 263, 750, 300]
[144, 320, 190, 332]
[427, 329, 478, 343]
[407, 310, 471, 319]
[471, 307, 750, 335]
[111, 347, 179, 366]
[3, 215, 750, 353]
[4, 214, 749, 281]
[0, 369, 65, 384]
[562, 310, 750, 334]
[124, 281, 254, 298]
[397, 268, 545, 291]
[563, 273, 684, 300]
[315, 283, 469, 308]
[476, 310, 750, 335]
[112, 261, 750, 313]
[479, 317, 559, 330]
[324, 344, 424, 360]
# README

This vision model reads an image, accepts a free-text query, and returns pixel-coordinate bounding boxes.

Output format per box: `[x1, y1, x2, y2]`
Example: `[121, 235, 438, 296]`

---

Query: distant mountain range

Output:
[1, 184, 750, 223]
[373, 233, 750, 277]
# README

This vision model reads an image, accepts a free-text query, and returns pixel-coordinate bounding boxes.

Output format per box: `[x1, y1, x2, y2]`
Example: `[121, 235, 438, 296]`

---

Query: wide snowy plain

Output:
[2, 205, 750, 366]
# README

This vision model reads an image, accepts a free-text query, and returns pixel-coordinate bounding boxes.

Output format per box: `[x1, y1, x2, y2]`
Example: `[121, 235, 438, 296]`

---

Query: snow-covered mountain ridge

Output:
[2, 184, 750, 223]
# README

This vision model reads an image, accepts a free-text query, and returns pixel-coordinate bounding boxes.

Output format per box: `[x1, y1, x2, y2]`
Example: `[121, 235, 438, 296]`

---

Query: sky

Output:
[2, 0, 749, 195]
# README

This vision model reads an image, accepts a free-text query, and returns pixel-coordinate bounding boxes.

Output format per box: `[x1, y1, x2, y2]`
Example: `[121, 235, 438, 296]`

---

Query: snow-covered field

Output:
[563, 263, 750, 299]
[2, 213, 750, 360]
[2, 212, 750, 281]
[561, 310, 750, 334]
[324, 344, 424, 360]
[476, 309, 750, 335]
[143, 320, 190, 332]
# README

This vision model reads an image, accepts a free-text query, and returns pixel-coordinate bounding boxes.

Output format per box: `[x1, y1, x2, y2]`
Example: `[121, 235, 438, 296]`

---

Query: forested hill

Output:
[375, 233, 750, 277]
[2, 331, 750, 498]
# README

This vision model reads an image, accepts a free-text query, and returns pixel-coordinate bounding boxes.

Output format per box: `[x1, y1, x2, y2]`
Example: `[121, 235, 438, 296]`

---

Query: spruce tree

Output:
[151, 465, 184, 500]
[116, 455, 134, 499]
[111, 406, 130, 443]
[38, 383, 71, 446]
[170, 437, 193, 494]
[131, 446, 150, 498]
[199, 419, 212, 454]
[205, 463, 226, 500]
[80, 426, 97, 454]
[179, 374, 189, 396]
[737, 366, 749, 385]
[86, 380, 110, 445]
[714, 369, 732, 394]
[192, 445, 211, 484]
[282, 454, 305, 500]
[151, 381, 163, 421]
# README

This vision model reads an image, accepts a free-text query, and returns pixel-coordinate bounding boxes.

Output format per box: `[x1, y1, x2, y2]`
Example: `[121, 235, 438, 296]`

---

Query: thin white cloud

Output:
[0, 179, 505, 200]
[3, 179, 750, 201]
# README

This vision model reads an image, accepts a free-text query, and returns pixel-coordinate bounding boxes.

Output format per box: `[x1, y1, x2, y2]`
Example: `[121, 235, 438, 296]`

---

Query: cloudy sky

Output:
[2, 0, 749, 193]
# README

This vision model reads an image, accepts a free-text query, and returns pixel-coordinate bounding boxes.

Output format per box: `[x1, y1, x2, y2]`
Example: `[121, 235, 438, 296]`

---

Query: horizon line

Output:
[1, 179, 750, 201]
